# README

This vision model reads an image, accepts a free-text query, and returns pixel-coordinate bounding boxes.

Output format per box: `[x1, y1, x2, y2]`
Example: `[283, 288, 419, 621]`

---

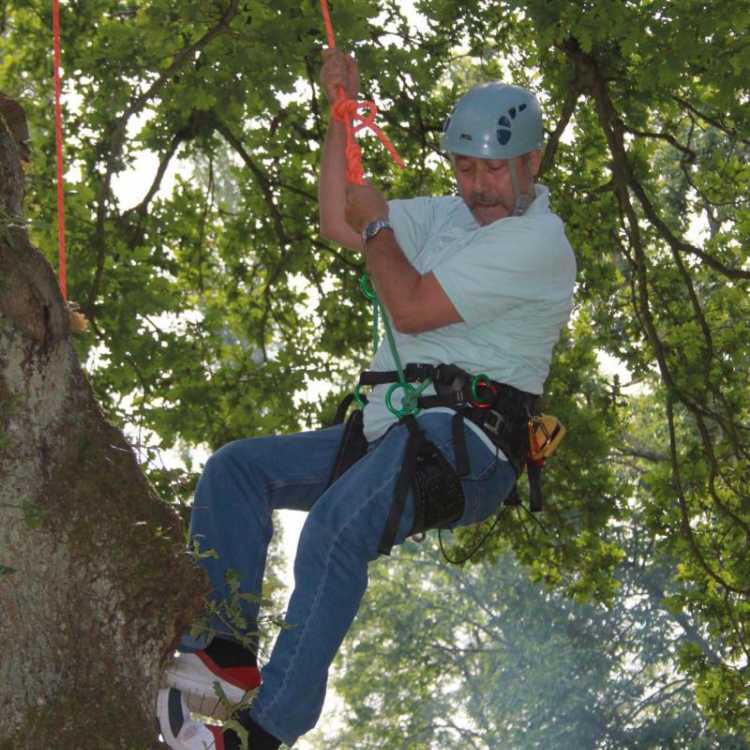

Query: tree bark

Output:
[0, 100, 207, 748]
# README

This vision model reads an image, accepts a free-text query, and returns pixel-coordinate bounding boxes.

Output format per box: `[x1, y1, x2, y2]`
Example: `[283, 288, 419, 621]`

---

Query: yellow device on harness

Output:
[528, 414, 566, 462]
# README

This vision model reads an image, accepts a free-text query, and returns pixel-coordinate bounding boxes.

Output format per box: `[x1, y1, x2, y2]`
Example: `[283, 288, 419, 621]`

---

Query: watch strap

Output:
[361, 217, 393, 246]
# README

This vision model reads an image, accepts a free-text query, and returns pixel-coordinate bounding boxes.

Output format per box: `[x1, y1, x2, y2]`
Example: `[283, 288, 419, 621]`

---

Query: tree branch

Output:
[539, 80, 582, 178]
[672, 95, 750, 146]
[87, 0, 241, 319]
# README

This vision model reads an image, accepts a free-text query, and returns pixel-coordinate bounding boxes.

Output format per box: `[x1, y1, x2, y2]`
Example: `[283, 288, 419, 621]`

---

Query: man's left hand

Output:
[345, 184, 389, 234]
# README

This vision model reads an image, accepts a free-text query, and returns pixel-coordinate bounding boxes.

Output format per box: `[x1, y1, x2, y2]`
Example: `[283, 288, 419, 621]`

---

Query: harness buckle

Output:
[484, 409, 504, 436]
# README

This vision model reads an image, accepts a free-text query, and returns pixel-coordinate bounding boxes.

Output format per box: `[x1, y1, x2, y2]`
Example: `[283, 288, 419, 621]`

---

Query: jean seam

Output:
[267, 477, 326, 495]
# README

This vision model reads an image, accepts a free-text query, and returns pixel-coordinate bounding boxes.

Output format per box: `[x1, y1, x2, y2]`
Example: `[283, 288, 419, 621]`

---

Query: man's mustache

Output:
[469, 193, 502, 206]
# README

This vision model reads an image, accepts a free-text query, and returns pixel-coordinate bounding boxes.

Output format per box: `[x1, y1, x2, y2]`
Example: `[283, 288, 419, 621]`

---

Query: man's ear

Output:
[527, 149, 542, 177]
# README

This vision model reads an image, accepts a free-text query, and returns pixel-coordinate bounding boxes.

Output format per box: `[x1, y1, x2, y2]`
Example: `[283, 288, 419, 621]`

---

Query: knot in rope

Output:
[331, 95, 404, 185]
[320, 0, 405, 185]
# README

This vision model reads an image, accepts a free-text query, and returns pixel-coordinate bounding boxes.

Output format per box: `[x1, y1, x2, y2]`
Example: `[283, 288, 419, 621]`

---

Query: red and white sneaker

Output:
[156, 688, 226, 750]
[164, 650, 261, 719]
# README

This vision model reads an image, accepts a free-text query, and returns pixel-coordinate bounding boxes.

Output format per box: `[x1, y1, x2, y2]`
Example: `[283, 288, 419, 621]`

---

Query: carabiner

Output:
[385, 381, 420, 418]
[471, 373, 497, 408]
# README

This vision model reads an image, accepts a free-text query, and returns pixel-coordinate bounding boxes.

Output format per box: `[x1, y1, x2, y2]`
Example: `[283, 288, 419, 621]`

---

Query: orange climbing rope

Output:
[51, 2, 87, 332]
[319, 0, 405, 184]
[52, 0, 67, 301]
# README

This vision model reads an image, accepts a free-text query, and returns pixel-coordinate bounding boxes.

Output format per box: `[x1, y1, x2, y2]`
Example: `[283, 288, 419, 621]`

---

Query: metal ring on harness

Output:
[354, 382, 366, 409]
[385, 381, 420, 418]
[470, 373, 497, 408]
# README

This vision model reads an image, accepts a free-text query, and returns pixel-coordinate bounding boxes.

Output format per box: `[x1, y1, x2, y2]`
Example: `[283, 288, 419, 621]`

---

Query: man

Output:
[156, 49, 576, 749]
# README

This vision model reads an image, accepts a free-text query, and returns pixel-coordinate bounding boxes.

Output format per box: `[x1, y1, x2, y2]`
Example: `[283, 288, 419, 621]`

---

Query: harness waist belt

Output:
[359, 363, 537, 473]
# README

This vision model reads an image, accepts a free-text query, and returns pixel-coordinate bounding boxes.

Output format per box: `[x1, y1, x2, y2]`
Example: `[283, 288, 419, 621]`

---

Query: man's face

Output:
[453, 151, 540, 226]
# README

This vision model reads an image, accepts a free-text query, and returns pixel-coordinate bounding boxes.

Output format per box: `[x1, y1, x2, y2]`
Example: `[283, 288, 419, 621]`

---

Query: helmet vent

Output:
[497, 114, 512, 145]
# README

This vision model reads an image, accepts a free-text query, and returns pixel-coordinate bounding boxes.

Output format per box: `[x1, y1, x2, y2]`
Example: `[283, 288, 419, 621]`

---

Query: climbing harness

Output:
[329, 363, 562, 556]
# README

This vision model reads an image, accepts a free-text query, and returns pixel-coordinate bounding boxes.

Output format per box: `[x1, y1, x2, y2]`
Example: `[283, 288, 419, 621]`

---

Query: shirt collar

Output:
[525, 183, 550, 215]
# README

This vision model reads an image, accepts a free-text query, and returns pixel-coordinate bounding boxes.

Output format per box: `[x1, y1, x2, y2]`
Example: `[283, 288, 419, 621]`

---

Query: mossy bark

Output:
[0, 101, 208, 748]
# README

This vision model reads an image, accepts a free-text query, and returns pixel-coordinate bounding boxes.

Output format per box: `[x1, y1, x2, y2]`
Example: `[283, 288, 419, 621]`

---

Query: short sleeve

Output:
[388, 197, 443, 262]
[433, 215, 576, 329]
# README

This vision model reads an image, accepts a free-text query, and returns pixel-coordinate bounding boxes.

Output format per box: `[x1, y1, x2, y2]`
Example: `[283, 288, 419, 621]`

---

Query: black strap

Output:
[378, 415, 425, 556]
[359, 363, 438, 387]
[333, 392, 356, 426]
[418, 392, 469, 410]
[326, 407, 368, 490]
[527, 461, 543, 512]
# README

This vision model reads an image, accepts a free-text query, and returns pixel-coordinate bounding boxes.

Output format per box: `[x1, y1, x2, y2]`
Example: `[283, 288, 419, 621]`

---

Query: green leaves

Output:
[314, 540, 747, 749]
[2, 0, 749, 738]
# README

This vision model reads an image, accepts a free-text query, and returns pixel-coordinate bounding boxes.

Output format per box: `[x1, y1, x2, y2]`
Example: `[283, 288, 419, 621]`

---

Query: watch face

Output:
[364, 218, 390, 242]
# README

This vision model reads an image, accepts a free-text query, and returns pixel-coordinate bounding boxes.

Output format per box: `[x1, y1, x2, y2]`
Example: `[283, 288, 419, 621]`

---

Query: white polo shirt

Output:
[362, 184, 576, 443]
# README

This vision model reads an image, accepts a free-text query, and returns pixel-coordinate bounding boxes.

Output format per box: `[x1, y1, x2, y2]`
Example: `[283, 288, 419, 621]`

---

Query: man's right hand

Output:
[321, 49, 360, 102]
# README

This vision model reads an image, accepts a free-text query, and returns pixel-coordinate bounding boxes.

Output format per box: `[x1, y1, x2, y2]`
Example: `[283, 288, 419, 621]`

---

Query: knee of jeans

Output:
[204, 437, 264, 481]
[200, 440, 268, 515]
[299, 499, 377, 567]
[207, 438, 242, 467]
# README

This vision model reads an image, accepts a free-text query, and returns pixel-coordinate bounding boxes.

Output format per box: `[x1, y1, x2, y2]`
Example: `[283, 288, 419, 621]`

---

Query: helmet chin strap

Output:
[509, 156, 536, 216]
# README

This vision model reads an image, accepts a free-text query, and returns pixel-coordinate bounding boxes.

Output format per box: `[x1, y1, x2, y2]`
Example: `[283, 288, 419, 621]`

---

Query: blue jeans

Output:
[183, 411, 515, 746]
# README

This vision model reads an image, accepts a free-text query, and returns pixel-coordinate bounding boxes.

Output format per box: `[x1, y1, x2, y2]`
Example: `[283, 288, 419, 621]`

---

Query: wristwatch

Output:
[361, 217, 393, 246]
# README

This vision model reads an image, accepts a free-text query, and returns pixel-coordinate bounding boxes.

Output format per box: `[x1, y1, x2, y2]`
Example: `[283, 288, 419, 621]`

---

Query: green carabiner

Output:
[386, 381, 420, 418]
[354, 383, 366, 409]
[471, 372, 495, 404]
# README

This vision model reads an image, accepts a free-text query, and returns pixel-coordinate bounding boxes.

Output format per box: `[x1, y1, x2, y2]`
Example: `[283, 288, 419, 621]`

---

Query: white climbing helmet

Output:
[441, 82, 544, 160]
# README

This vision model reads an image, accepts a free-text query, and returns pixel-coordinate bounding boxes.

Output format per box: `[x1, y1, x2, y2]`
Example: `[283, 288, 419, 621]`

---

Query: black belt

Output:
[358, 363, 537, 475]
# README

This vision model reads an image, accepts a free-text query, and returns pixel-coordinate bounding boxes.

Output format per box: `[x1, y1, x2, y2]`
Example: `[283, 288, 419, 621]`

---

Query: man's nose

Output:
[473, 174, 493, 198]
[476, 167, 493, 190]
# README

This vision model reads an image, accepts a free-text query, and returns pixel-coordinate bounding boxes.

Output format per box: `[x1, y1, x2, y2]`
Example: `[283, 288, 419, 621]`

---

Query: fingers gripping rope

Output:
[319, 0, 405, 185]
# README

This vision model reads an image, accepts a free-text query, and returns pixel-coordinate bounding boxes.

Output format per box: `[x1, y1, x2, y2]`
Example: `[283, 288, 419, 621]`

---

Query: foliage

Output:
[1, 0, 748, 736]
[308, 534, 749, 749]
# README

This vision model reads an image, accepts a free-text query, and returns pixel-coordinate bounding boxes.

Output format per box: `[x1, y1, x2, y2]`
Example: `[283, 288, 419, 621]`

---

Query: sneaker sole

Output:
[156, 688, 224, 750]
[164, 653, 258, 719]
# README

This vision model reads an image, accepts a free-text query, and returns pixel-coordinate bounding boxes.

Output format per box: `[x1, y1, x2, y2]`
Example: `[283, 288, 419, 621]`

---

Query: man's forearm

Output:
[319, 118, 347, 235]
[365, 230, 462, 334]
[364, 230, 421, 332]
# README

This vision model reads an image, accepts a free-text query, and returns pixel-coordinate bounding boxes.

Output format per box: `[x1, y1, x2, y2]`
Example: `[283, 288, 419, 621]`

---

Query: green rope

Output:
[358, 273, 429, 417]
[356, 276, 496, 418]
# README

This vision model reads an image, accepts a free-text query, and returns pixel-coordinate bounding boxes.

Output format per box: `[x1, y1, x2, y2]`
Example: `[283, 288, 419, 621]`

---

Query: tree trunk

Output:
[0, 101, 207, 748]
